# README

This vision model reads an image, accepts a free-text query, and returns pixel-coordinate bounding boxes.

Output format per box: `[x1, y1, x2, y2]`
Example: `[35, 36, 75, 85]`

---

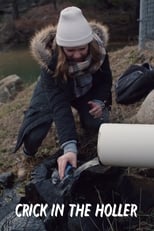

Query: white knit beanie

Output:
[56, 6, 93, 47]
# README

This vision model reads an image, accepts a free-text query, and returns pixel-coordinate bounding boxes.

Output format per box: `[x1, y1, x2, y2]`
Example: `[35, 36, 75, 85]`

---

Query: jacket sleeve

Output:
[40, 68, 78, 146]
[92, 53, 112, 106]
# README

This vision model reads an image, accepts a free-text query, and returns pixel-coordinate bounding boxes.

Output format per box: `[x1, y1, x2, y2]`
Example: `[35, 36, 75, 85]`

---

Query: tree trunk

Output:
[12, 0, 19, 19]
[52, 0, 58, 11]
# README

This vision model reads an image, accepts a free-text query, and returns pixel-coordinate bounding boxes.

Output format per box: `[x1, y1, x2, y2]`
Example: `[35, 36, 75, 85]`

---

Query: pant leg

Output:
[23, 122, 52, 156]
[72, 98, 110, 132]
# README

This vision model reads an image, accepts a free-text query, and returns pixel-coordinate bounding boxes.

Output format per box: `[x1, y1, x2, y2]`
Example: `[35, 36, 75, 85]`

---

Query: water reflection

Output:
[0, 48, 40, 84]
[0, 42, 131, 85]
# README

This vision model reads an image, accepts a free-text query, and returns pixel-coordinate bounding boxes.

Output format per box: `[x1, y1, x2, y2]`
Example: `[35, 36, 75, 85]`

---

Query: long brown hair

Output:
[54, 39, 103, 80]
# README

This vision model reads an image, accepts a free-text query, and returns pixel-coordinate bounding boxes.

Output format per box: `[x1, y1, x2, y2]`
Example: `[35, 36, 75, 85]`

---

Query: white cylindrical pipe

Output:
[97, 123, 154, 168]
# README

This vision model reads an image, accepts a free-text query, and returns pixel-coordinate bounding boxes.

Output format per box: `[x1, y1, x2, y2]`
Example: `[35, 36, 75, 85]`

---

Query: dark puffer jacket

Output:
[14, 22, 112, 152]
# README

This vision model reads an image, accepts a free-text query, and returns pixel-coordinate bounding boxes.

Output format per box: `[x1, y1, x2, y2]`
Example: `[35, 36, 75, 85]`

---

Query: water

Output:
[0, 43, 130, 85]
[0, 48, 40, 84]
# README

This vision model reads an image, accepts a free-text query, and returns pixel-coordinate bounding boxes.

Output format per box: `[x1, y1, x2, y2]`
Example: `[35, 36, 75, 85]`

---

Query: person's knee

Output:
[24, 133, 39, 155]
[23, 123, 51, 155]
[81, 108, 110, 131]
[82, 117, 101, 131]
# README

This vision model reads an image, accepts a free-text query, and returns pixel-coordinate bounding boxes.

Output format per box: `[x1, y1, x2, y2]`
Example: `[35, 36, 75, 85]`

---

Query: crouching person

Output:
[14, 6, 112, 179]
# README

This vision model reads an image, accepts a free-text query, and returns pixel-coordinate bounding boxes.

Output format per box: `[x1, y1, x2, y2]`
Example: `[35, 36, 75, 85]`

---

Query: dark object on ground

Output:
[24, 150, 133, 231]
[115, 63, 154, 104]
[0, 172, 14, 188]
[0, 211, 46, 231]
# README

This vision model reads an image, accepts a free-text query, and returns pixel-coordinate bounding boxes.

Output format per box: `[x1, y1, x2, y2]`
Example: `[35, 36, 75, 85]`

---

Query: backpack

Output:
[115, 63, 154, 104]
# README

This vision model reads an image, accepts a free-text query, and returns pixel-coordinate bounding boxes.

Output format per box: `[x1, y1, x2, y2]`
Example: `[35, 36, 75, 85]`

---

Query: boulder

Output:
[0, 74, 23, 103]
[130, 90, 154, 124]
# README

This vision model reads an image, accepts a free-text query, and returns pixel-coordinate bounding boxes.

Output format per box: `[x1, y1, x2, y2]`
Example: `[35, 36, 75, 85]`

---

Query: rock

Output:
[132, 90, 154, 124]
[0, 188, 20, 222]
[0, 74, 23, 103]
[0, 171, 14, 188]
[0, 211, 46, 231]
[136, 90, 154, 123]
[138, 168, 154, 178]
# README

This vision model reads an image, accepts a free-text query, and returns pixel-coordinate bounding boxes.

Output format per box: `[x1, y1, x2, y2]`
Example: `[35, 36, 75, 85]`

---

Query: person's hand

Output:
[57, 152, 77, 180]
[88, 101, 103, 119]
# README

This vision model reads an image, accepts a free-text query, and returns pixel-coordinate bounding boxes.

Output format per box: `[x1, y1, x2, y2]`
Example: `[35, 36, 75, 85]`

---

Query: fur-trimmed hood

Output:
[30, 21, 109, 71]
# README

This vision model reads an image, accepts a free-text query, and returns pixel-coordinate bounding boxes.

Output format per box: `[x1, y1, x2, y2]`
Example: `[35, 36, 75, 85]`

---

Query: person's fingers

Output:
[71, 155, 77, 168]
[88, 101, 101, 112]
[57, 152, 77, 180]
[88, 101, 95, 108]
[89, 105, 102, 118]
[57, 156, 67, 180]
[90, 108, 100, 114]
